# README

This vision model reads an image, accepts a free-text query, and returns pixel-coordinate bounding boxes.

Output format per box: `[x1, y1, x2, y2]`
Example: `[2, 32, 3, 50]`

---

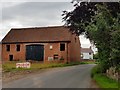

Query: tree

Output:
[63, 1, 120, 72]
[62, 2, 119, 35]
[93, 53, 98, 60]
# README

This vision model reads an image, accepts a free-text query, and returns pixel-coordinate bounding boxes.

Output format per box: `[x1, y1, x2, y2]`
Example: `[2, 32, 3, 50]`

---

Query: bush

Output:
[79, 62, 87, 64]
[115, 64, 120, 72]
[91, 65, 119, 88]
[93, 53, 99, 60]
[91, 65, 102, 78]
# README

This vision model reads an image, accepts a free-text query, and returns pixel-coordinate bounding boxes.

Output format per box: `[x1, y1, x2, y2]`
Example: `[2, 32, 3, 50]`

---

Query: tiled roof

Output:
[2, 26, 72, 43]
[81, 48, 93, 53]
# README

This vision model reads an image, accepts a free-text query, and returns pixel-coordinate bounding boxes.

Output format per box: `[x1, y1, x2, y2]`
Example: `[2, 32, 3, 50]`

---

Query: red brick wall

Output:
[69, 34, 81, 62]
[44, 43, 68, 63]
[2, 44, 25, 62]
[2, 36, 81, 63]
[2, 43, 68, 63]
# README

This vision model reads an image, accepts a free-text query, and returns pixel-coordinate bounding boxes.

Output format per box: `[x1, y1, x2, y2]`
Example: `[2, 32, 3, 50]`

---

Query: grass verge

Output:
[2, 61, 92, 73]
[91, 65, 119, 88]
[93, 74, 119, 88]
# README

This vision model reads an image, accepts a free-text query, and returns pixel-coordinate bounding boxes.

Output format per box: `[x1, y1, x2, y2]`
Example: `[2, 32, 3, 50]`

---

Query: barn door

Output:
[26, 44, 44, 61]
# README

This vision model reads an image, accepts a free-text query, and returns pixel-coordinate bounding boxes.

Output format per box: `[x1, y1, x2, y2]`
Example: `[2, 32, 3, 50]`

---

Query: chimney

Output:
[90, 46, 91, 49]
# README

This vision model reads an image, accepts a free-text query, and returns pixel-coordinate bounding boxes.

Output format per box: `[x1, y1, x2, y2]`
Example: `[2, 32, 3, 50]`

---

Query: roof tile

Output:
[2, 26, 72, 43]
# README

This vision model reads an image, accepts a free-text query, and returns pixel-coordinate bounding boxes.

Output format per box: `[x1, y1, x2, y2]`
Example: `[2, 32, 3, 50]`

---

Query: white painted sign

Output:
[16, 62, 31, 68]
[48, 57, 53, 61]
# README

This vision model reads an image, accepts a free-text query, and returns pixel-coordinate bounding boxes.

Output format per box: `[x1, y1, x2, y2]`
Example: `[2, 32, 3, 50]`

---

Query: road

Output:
[3, 64, 95, 88]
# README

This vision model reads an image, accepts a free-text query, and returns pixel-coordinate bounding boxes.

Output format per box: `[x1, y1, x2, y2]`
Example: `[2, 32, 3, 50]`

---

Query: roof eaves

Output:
[2, 40, 71, 44]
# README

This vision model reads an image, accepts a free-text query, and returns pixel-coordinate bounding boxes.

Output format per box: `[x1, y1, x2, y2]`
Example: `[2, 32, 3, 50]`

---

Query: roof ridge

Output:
[11, 25, 67, 30]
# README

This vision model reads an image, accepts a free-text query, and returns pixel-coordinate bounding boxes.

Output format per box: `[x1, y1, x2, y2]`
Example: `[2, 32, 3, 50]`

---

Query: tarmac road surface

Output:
[3, 64, 96, 88]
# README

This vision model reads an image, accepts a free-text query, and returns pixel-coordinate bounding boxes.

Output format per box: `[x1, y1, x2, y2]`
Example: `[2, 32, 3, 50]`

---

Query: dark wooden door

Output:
[26, 44, 44, 61]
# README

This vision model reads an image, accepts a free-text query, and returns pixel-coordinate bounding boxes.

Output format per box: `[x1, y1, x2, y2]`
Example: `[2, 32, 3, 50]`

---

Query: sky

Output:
[0, 0, 96, 50]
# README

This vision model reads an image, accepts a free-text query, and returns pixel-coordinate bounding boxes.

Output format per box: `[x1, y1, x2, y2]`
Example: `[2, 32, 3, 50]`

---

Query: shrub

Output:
[115, 64, 120, 72]
[60, 56, 64, 60]
[91, 64, 102, 78]
[79, 62, 87, 64]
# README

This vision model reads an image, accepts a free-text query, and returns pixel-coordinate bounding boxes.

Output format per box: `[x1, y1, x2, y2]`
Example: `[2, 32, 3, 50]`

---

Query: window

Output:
[89, 53, 91, 55]
[16, 45, 20, 51]
[54, 54, 58, 60]
[60, 43, 65, 51]
[6, 45, 10, 51]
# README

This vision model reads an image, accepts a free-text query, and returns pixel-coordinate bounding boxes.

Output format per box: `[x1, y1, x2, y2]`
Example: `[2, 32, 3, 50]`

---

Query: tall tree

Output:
[63, 1, 120, 72]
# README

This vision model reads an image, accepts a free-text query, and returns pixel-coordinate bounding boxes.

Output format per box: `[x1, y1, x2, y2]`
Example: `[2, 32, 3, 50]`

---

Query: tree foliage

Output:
[63, 1, 120, 72]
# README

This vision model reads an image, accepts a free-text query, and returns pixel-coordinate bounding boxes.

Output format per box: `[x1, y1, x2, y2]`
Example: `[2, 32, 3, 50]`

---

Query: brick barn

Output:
[1, 26, 81, 63]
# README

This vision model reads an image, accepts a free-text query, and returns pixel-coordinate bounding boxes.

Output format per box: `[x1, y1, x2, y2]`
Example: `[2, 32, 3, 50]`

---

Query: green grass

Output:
[2, 61, 97, 73]
[91, 65, 119, 88]
[93, 74, 119, 88]
[2, 61, 86, 73]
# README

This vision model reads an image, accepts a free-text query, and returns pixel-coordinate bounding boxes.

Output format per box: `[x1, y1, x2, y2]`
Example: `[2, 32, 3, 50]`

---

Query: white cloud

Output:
[79, 35, 90, 45]
[1, 1, 93, 49]
[1, 0, 72, 2]
[9, 21, 23, 27]
[2, 2, 25, 8]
